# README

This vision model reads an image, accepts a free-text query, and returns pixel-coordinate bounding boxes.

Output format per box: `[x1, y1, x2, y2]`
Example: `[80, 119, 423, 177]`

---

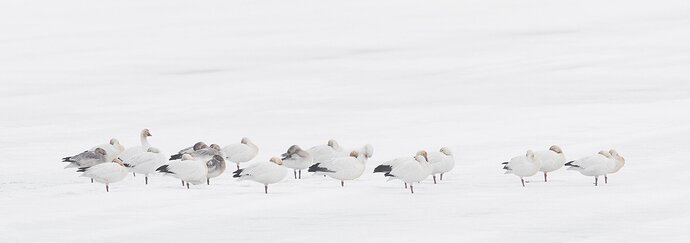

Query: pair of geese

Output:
[502, 145, 626, 187]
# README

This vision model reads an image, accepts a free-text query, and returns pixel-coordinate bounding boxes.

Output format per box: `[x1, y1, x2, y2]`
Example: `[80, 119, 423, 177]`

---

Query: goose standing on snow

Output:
[205, 154, 226, 185]
[119, 129, 154, 177]
[374, 151, 432, 193]
[170, 142, 207, 160]
[564, 150, 614, 186]
[78, 158, 129, 192]
[223, 137, 259, 170]
[233, 157, 287, 194]
[534, 145, 566, 182]
[605, 149, 625, 184]
[502, 150, 542, 187]
[156, 154, 208, 189]
[123, 147, 167, 184]
[309, 151, 368, 187]
[281, 145, 314, 179]
[428, 147, 454, 184]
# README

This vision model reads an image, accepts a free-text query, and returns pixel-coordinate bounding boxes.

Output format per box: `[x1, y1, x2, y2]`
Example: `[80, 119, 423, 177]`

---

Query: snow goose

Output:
[156, 154, 208, 189]
[223, 137, 259, 170]
[205, 154, 226, 185]
[565, 150, 615, 186]
[309, 151, 367, 187]
[62, 148, 108, 170]
[374, 151, 432, 193]
[307, 139, 344, 165]
[428, 147, 454, 184]
[78, 158, 129, 192]
[605, 149, 625, 184]
[233, 157, 287, 194]
[169, 142, 207, 160]
[119, 129, 154, 176]
[502, 150, 542, 187]
[90, 138, 126, 162]
[281, 145, 314, 179]
[534, 145, 566, 182]
[123, 147, 167, 184]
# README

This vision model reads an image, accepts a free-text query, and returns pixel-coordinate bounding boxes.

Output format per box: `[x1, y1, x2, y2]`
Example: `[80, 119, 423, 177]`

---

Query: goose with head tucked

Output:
[605, 149, 625, 184]
[123, 147, 167, 185]
[223, 137, 259, 170]
[205, 154, 226, 185]
[309, 151, 368, 187]
[78, 158, 129, 192]
[119, 129, 154, 177]
[62, 148, 108, 170]
[170, 142, 207, 160]
[428, 147, 455, 184]
[307, 139, 344, 165]
[502, 150, 542, 187]
[534, 145, 566, 182]
[565, 150, 615, 186]
[281, 145, 314, 179]
[156, 154, 208, 189]
[374, 151, 432, 193]
[233, 157, 287, 194]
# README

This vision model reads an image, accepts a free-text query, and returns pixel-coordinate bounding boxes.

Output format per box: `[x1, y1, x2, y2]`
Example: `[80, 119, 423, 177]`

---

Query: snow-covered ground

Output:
[2, 0, 690, 242]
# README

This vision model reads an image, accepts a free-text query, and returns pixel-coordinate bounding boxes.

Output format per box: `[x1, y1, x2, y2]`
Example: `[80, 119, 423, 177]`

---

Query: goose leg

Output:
[433, 175, 437, 184]
[181, 180, 185, 186]
[133, 172, 136, 177]
[299, 170, 302, 179]
[186, 182, 190, 189]
[207, 178, 210, 185]
[410, 184, 414, 194]
[294, 170, 297, 179]
[145, 176, 148, 185]
[265, 185, 268, 194]
[605, 175, 608, 184]
[405, 183, 408, 189]
[595, 177, 598, 186]
[106, 184, 109, 192]
[236, 163, 240, 170]
[440, 173, 443, 181]
[544, 172, 548, 182]
[90, 178, 94, 183]
[341, 181, 344, 187]
[521, 178, 525, 187]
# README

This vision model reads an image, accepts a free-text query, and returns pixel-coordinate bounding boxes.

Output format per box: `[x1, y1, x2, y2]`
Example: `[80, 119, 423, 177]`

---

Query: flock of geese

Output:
[61, 129, 625, 194]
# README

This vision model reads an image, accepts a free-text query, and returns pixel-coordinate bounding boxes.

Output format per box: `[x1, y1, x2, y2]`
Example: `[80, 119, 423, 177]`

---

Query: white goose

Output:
[233, 157, 287, 194]
[534, 145, 566, 182]
[428, 147, 455, 184]
[156, 154, 208, 189]
[119, 129, 154, 177]
[307, 139, 344, 164]
[565, 150, 616, 186]
[78, 158, 129, 192]
[170, 142, 207, 160]
[374, 151, 432, 193]
[281, 145, 314, 179]
[223, 137, 259, 170]
[123, 147, 167, 184]
[605, 149, 626, 184]
[308, 151, 367, 187]
[90, 138, 126, 162]
[502, 150, 542, 187]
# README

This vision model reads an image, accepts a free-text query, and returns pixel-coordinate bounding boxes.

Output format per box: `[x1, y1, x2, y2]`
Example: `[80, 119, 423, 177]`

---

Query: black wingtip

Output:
[232, 169, 243, 178]
[503, 165, 510, 170]
[77, 167, 89, 172]
[169, 154, 183, 161]
[373, 165, 392, 173]
[565, 161, 575, 166]
[501, 162, 509, 165]
[156, 165, 173, 174]
[123, 163, 134, 168]
[308, 163, 334, 173]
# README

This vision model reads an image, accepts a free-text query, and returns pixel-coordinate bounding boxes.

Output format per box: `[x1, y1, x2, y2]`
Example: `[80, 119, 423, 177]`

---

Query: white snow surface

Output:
[2, 0, 690, 242]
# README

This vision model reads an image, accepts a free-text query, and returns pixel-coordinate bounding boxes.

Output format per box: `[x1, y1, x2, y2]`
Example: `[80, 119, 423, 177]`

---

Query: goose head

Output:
[549, 145, 563, 154]
[95, 147, 107, 156]
[609, 149, 626, 173]
[598, 150, 612, 158]
[415, 150, 429, 162]
[270, 157, 283, 165]
[349, 150, 360, 158]
[287, 145, 301, 155]
[141, 129, 152, 137]
[327, 139, 341, 150]
[210, 144, 221, 151]
[241, 137, 252, 144]
[193, 142, 208, 151]
[112, 158, 124, 166]
[440, 147, 453, 156]
[211, 155, 225, 163]
[109, 139, 125, 151]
